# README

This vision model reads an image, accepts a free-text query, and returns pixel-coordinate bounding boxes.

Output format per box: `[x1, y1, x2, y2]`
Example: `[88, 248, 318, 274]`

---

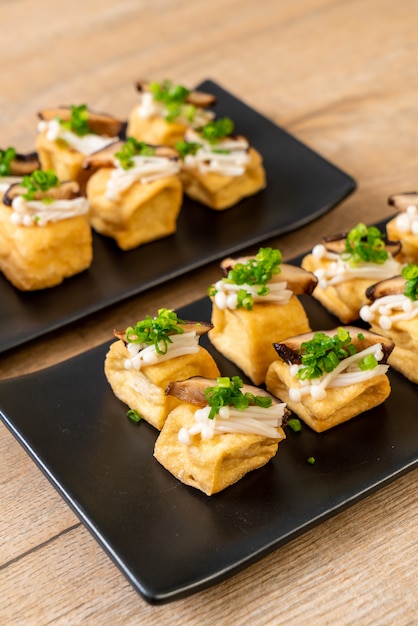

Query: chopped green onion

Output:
[115, 137, 156, 169]
[204, 375, 273, 420]
[287, 418, 302, 433]
[125, 308, 185, 355]
[0, 146, 16, 176]
[402, 263, 418, 301]
[175, 141, 201, 160]
[341, 223, 389, 265]
[307, 456, 316, 465]
[148, 80, 194, 122]
[296, 327, 373, 381]
[201, 117, 234, 143]
[59, 104, 91, 137]
[21, 170, 60, 200]
[126, 409, 142, 423]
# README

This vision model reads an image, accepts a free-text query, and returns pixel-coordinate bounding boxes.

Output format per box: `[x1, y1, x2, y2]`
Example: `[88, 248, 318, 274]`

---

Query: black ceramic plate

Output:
[0, 79, 355, 354]
[1, 283, 417, 604]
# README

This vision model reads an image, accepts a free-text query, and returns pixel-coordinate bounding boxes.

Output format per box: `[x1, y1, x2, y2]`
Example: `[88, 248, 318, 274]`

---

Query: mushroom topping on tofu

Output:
[135, 80, 216, 109]
[220, 256, 318, 295]
[388, 191, 418, 212]
[2, 150, 40, 176]
[322, 231, 402, 258]
[38, 106, 125, 138]
[3, 179, 80, 206]
[365, 275, 406, 301]
[273, 326, 394, 366]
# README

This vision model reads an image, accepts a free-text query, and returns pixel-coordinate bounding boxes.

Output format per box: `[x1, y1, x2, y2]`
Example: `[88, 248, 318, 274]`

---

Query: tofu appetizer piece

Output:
[105, 308, 220, 430]
[85, 137, 183, 250]
[36, 104, 124, 190]
[301, 223, 403, 323]
[208, 247, 317, 385]
[360, 264, 418, 383]
[386, 192, 418, 264]
[0, 147, 40, 197]
[126, 79, 216, 147]
[177, 118, 266, 210]
[265, 326, 394, 433]
[154, 375, 288, 495]
[0, 170, 92, 290]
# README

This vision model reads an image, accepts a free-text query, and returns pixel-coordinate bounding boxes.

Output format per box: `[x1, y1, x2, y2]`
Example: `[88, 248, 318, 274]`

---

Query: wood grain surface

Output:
[1, 0, 417, 624]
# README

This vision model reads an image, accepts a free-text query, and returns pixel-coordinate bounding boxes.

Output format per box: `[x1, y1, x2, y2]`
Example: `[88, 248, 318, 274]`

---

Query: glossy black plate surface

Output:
[0, 79, 355, 354]
[1, 286, 417, 604]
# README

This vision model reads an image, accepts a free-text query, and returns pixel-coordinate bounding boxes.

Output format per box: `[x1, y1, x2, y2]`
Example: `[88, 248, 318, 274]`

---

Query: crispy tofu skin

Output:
[367, 316, 418, 384]
[126, 111, 188, 147]
[104, 339, 220, 430]
[386, 216, 418, 265]
[179, 147, 266, 210]
[302, 253, 381, 323]
[154, 403, 285, 495]
[209, 296, 311, 385]
[0, 203, 92, 290]
[265, 359, 391, 433]
[36, 132, 92, 191]
[86, 167, 183, 250]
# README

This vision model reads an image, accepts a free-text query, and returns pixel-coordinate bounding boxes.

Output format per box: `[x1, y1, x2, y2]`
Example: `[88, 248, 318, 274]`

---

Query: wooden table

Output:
[1, 1, 417, 623]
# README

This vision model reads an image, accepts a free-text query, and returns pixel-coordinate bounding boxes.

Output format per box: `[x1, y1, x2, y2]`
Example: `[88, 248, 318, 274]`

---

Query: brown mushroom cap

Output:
[113, 319, 214, 344]
[388, 191, 418, 212]
[83, 141, 179, 170]
[165, 376, 280, 406]
[273, 326, 394, 365]
[3, 179, 80, 206]
[322, 231, 402, 257]
[38, 107, 124, 137]
[219, 257, 318, 295]
[135, 80, 216, 108]
[7, 151, 40, 176]
[365, 275, 406, 301]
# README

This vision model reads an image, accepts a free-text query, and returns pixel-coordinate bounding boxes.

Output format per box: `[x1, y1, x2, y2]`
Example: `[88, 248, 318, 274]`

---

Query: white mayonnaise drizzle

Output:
[38, 119, 118, 156]
[213, 278, 292, 310]
[394, 204, 418, 236]
[311, 244, 401, 289]
[183, 128, 250, 176]
[123, 331, 199, 370]
[10, 195, 89, 227]
[106, 155, 180, 201]
[135, 91, 214, 127]
[178, 401, 287, 445]
[287, 343, 388, 403]
[360, 294, 418, 330]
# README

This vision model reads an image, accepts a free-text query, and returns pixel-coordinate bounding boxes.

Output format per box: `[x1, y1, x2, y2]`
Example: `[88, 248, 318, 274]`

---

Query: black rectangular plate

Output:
[0, 79, 355, 354]
[1, 256, 417, 604]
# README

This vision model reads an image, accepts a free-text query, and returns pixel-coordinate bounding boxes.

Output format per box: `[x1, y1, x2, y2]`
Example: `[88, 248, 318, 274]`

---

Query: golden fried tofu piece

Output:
[180, 147, 266, 210]
[0, 202, 92, 291]
[209, 296, 311, 386]
[86, 167, 183, 250]
[104, 339, 220, 430]
[154, 401, 285, 495]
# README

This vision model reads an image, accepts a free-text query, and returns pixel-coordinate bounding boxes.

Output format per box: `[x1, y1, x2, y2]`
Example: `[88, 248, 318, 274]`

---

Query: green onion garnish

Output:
[204, 375, 273, 421]
[402, 263, 418, 301]
[125, 308, 185, 355]
[60, 104, 91, 137]
[115, 137, 156, 170]
[0, 146, 16, 176]
[341, 223, 389, 265]
[21, 169, 60, 201]
[126, 409, 142, 423]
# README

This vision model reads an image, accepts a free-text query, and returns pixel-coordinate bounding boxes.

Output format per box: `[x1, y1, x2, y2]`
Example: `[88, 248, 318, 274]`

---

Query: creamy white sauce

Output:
[287, 343, 388, 403]
[395, 204, 418, 236]
[178, 401, 287, 444]
[38, 119, 118, 156]
[360, 293, 418, 330]
[311, 244, 401, 288]
[135, 91, 214, 127]
[213, 278, 293, 310]
[10, 195, 89, 227]
[123, 331, 199, 370]
[183, 128, 250, 177]
[106, 155, 180, 201]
